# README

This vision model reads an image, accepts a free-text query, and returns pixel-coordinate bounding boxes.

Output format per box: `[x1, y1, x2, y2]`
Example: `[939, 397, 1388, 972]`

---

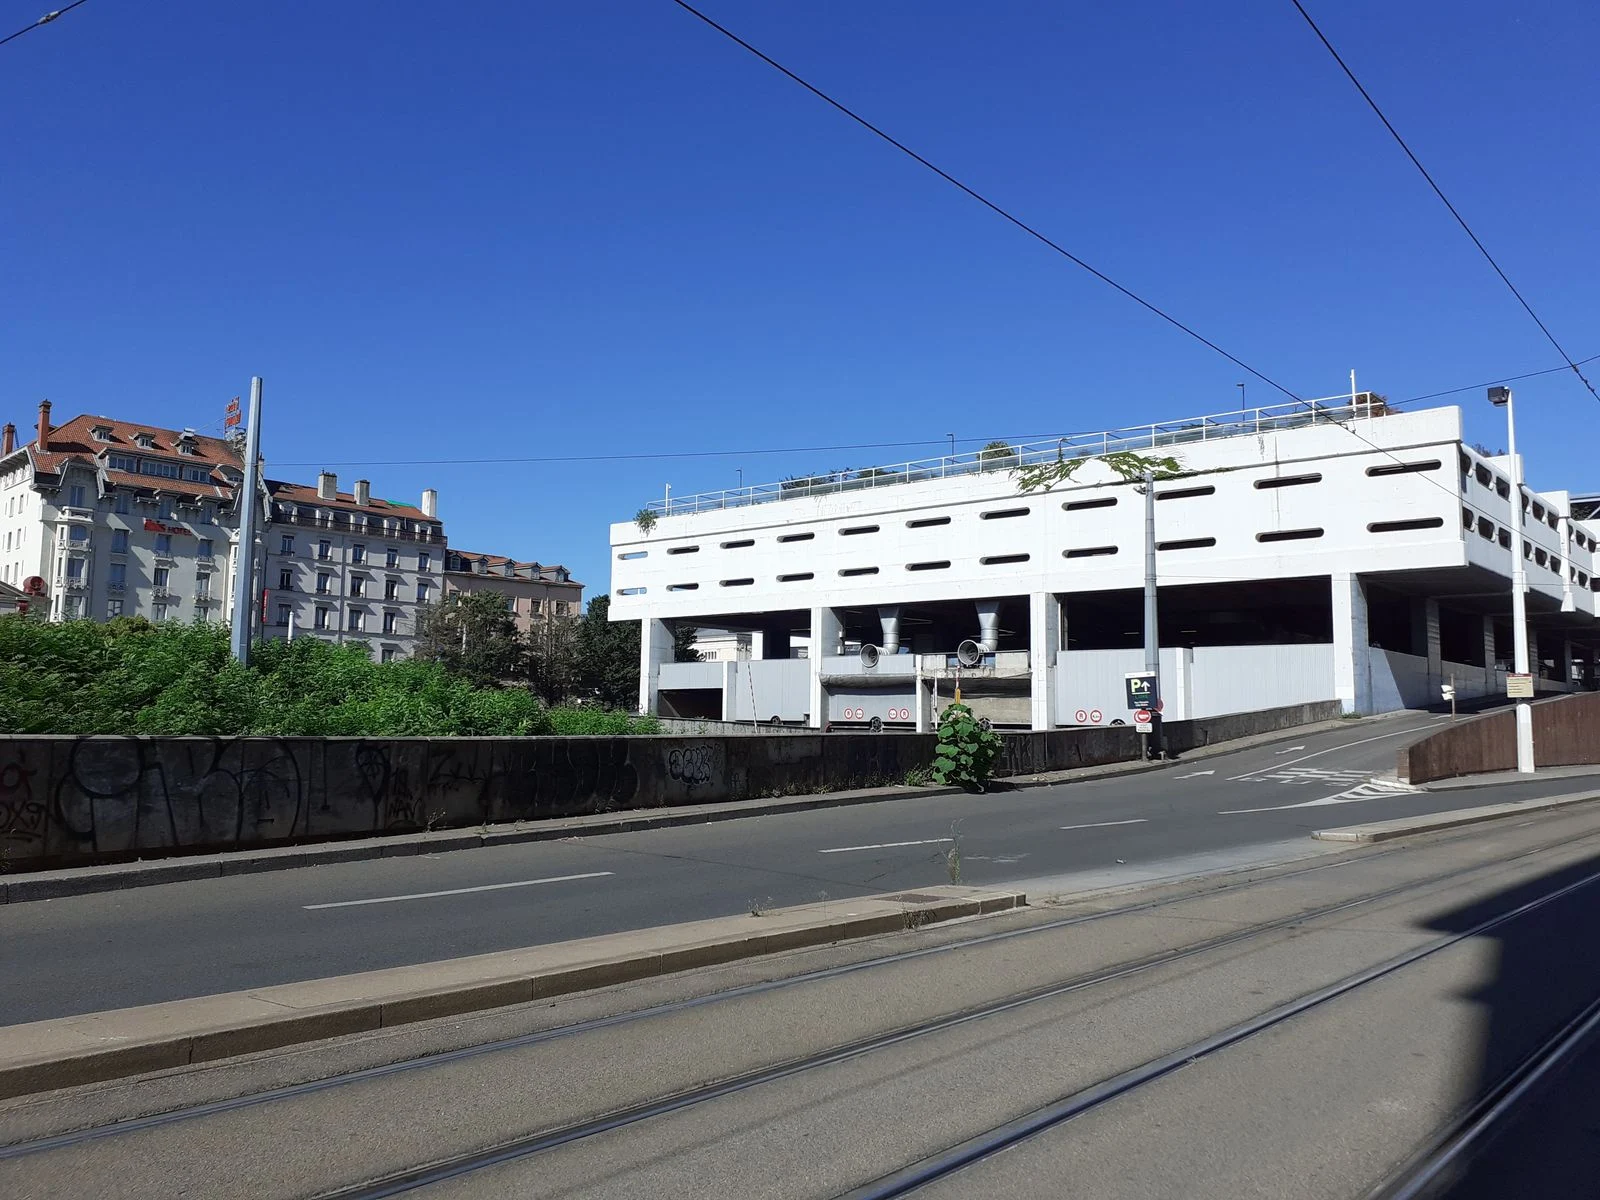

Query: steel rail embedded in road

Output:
[1366, 990, 1600, 1200]
[4, 818, 1591, 1174]
[837, 866, 1600, 1199]
[296, 835, 1600, 1198]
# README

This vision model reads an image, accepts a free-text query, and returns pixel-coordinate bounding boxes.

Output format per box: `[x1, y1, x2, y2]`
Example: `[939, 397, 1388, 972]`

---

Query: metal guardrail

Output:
[642, 397, 1385, 517]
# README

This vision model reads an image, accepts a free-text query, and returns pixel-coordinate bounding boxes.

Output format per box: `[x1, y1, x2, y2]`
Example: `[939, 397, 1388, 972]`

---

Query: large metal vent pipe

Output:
[878, 606, 902, 655]
[974, 600, 1002, 652]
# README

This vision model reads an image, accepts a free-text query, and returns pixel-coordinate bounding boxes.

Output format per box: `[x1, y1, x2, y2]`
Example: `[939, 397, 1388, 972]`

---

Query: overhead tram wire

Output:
[667, 4, 1596, 541]
[1290, 0, 1600, 406]
[0, 0, 90, 50]
[668, 0, 1303, 408]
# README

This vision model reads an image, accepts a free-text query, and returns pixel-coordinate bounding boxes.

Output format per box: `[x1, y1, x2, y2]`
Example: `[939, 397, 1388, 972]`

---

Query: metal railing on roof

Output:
[642, 395, 1389, 517]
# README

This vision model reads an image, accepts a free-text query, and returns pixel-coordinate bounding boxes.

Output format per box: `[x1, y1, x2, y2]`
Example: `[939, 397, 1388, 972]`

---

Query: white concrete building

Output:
[610, 398, 1600, 729]
[0, 403, 255, 627]
[264, 473, 444, 662]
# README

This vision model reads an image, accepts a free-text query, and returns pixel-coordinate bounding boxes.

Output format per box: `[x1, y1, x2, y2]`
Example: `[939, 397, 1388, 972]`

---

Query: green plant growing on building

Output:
[1014, 448, 1182, 494]
[930, 702, 1003, 791]
[634, 507, 658, 535]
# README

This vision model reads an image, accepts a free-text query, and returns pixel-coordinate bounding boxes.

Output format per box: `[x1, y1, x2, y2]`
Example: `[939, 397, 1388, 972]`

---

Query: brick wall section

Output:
[0, 701, 1338, 869]
[1398, 692, 1600, 784]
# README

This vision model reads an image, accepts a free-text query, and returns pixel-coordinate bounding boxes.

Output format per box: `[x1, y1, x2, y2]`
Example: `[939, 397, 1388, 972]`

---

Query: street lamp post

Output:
[1490, 385, 1535, 774]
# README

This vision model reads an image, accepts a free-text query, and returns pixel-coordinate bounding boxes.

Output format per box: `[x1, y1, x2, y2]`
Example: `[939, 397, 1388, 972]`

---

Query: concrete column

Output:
[1562, 639, 1575, 690]
[748, 630, 766, 660]
[1424, 598, 1443, 684]
[639, 618, 673, 715]
[1029, 591, 1061, 731]
[1483, 614, 1498, 695]
[1529, 628, 1541, 687]
[808, 607, 843, 728]
[1331, 573, 1373, 715]
[719, 661, 738, 722]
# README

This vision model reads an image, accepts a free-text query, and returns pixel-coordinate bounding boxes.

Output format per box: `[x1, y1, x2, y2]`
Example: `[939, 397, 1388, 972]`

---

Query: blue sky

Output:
[5, 1, 1598, 597]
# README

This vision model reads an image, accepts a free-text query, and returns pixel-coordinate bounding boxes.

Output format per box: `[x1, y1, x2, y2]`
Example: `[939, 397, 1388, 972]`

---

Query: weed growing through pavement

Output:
[748, 896, 776, 917]
[944, 819, 965, 885]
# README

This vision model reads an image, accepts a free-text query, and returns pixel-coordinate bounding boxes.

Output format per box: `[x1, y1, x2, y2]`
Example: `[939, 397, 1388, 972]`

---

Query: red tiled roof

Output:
[266, 479, 431, 521]
[102, 469, 232, 501]
[25, 413, 241, 477]
[446, 550, 580, 586]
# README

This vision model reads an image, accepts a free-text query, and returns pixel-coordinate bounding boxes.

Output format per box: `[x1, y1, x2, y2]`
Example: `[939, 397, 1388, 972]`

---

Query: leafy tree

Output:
[526, 611, 580, 706]
[415, 590, 526, 688]
[574, 593, 641, 710]
[673, 622, 701, 663]
[978, 440, 1019, 470]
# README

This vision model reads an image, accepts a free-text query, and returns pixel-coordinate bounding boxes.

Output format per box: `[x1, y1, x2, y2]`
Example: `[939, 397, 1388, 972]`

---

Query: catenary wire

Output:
[669, 0, 1303, 405]
[663, 3, 1595, 544]
[1290, 0, 1600, 405]
[0, 0, 89, 50]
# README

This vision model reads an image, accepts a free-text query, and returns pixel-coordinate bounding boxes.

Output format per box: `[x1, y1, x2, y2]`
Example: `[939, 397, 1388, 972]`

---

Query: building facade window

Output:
[115, 492, 131, 514]
[281, 535, 294, 553]
[68, 525, 88, 543]
[555, 601, 569, 616]
[198, 538, 213, 560]
[380, 647, 397, 663]
[348, 608, 365, 632]
[351, 576, 365, 598]
[65, 557, 84, 581]
[383, 610, 398, 634]
[531, 599, 542, 614]
[385, 548, 398, 568]
[315, 607, 331, 630]
[108, 562, 126, 586]
[154, 567, 170, 589]
[316, 572, 331, 595]
[68, 485, 86, 508]
[152, 602, 168, 622]
[155, 533, 172, 556]
[108, 454, 136, 472]
[385, 579, 398, 600]
[158, 497, 174, 519]
[277, 604, 291, 626]
[417, 582, 431, 603]
[418, 551, 430, 572]
[111, 529, 129, 553]
[352, 543, 366, 564]
[198, 504, 213, 525]
[196, 573, 211, 599]
[63, 595, 83, 619]
[279, 568, 293, 590]
[317, 539, 331, 560]
[107, 599, 123, 619]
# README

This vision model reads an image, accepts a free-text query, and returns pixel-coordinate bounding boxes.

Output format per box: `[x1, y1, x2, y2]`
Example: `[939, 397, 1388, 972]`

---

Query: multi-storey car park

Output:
[609, 395, 1600, 731]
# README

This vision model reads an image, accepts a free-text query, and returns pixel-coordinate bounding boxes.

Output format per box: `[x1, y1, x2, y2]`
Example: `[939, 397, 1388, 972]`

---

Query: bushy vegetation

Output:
[930, 702, 1004, 791]
[0, 616, 659, 737]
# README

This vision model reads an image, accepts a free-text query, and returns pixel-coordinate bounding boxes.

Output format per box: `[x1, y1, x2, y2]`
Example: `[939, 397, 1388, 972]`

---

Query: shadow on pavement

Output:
[1401, 853, 1600, 1198]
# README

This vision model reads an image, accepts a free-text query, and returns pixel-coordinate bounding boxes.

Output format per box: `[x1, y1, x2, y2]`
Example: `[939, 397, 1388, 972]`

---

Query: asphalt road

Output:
[3, 709, 1596, 1024]
[8, 802, 1600, 1199]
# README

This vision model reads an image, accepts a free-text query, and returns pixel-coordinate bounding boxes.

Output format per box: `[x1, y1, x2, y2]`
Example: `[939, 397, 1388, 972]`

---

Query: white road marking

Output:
[818, 838, 953, 854]
[1273, 746, 1307, 755]
[1059, 818, 1149, 832]
[304, 872, 614, 910]
[1227, 721, 1446, 781]
[1218, 778, 1419, 814]
[1175, 770, 1215, 779]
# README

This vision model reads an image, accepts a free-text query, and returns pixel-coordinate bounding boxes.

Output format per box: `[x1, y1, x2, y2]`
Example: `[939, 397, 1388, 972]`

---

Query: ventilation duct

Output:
[974, 600, 1002, 652]
[878, 605, 901, 655]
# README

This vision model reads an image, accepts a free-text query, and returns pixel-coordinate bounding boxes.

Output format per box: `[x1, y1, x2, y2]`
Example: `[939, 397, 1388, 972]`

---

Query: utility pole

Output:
[1143, 468, 1162, 758]
[1491, 385, 1535, 772]
[229, 378, 264, 664]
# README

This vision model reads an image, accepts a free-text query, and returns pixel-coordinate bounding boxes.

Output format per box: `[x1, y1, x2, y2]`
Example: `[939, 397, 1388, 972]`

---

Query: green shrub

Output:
[930, 702, 1003, 791]
[546, 707, 661, 736]
[0, 617, 557, 737]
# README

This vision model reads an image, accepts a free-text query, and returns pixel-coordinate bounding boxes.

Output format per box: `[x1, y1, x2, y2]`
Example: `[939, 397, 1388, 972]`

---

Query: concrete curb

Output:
[0, 715, 1363, 905]
[1312, 791, 1600, 844]
[0, 885, 1025, 1100]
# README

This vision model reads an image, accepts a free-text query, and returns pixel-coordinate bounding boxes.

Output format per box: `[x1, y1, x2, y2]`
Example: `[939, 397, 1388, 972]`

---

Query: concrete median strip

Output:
[0, 884, 1024, 1101]
[1312, 791, 1600, 844]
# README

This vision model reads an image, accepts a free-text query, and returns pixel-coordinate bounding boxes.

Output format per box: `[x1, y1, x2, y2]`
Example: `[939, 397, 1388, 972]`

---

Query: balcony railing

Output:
[270, 510, 441, 543]
[639, 395, 1390, 518]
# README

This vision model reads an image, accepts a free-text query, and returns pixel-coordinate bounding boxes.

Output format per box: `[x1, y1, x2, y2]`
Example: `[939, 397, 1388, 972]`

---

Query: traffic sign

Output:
[1440, 683, 1455, 701]
[1089, 709, 1102, 724]
[1124, 672, 1159, 710]
[1075, 709, 1088, 724]
[1133, 708, 1152, 724]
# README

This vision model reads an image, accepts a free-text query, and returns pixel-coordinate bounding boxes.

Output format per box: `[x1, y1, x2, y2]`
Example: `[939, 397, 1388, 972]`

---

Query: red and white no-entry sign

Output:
[1133, 708, 1153, 724]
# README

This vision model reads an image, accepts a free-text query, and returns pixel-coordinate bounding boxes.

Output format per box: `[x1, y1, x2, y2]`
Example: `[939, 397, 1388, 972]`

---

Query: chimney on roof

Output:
[354, 479, 370, 507]
[421, 488, 437, 518]
[317, 471, 337, 501]
[36, 400, 51, 453]
[2, 424, 14, 456]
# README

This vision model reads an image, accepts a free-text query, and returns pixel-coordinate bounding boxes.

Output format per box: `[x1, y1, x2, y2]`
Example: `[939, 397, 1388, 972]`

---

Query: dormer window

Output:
[91, 424, 114, 442]
[134, 432, 156, 449]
